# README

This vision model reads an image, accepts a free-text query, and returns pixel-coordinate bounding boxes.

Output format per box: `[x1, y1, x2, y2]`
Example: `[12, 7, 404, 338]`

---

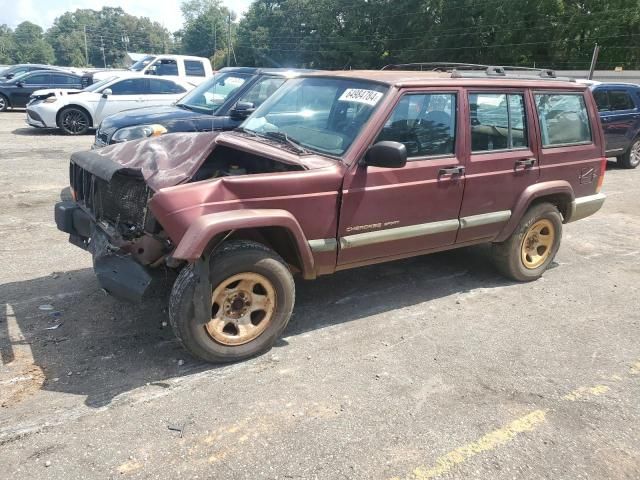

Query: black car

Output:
[0, 64, 75, 81]
[94, 67, 312, 147]
[0, 70, 84, 112]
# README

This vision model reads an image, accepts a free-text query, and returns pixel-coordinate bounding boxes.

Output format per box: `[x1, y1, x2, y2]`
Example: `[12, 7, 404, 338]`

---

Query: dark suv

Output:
[56, 66, 607, 363]
[93, 67, 311, 147]
[591, 82, 640, 169]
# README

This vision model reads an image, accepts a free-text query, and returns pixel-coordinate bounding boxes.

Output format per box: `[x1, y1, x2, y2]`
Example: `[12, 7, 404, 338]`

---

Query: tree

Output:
[178, 0, 234, 67]
[0, 25, 15, 64]
[11, 22, 54, 64]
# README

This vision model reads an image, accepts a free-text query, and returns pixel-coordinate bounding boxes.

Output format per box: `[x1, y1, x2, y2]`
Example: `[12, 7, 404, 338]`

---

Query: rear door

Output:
[337, 88, 465, 267]
[51, 73, 83, 90]
[594, 87, 639, 154]
[457, 89, 540, 243]
[146, 78, 188, 106]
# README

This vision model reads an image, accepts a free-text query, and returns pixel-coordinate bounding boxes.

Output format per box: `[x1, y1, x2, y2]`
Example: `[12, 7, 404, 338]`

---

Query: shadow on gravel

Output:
[12, 127, 68, 137]
[0, 245, 512, 408]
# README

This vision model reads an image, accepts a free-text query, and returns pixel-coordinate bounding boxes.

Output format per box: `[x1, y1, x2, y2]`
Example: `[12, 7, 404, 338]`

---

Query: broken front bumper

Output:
[54, 201, 152, 303]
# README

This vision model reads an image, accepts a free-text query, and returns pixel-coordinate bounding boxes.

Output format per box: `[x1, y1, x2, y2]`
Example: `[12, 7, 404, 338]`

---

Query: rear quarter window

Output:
[185, 60, 206, 77]
[534, 93, 592, 147]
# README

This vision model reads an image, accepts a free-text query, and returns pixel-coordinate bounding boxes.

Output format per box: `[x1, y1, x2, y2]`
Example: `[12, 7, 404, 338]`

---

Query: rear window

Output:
[535, 93, 592, 147]
[609, 90, 635, 111]
[185, 60, 206, 77]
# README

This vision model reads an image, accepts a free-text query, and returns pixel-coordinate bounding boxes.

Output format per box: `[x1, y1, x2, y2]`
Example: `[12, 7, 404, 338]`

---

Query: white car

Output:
[26, 75, 195, 135]
[89, 55, 213, 85]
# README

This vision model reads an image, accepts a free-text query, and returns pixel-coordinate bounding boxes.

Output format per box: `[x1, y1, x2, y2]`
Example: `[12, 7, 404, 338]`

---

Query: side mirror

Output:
[6, 73, 14, 79]
[230, 101, 256, 119]
[145, 65, 157, 75]
[102, 88, 112, 98]
[363, 141, 407, 168]
[16, 81, 24, 88]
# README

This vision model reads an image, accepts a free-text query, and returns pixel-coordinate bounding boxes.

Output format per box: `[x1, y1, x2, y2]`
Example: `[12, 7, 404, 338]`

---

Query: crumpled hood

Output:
[70, 131, 337, 191]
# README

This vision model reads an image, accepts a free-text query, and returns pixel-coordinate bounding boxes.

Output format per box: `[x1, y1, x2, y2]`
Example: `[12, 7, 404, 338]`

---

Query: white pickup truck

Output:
[88, 55, 213, 85]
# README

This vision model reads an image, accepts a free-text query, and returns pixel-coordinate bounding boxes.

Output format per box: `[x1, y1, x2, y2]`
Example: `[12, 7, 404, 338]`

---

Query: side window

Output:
[535, 93, 592, 147]
[238, 77, 285, 108]
[608, 90, 635, 111]
[154, 59, 179, 76]
[109, 79, 148, 95]
[148, 78, 186, 94]
[24, 74, 50, 85]
[469, 93, 528, 152]
[185, 60, 206, 77]
[593, 90, 610, 112]
[53, 74, 81, 86]
[376, 93, 456, 158]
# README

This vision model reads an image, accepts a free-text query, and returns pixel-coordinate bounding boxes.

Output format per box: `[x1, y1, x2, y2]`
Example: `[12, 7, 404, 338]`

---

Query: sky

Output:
[0, 0, 253, 32]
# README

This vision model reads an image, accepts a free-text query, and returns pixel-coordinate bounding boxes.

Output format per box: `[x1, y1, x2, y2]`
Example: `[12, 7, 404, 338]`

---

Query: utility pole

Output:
[83, 25, 89, 65]
[121, 32, 130, 53]
[588, 43, 600, 80]
[213, 21, 217, 68]
[227, 14, 231, 67]
[100, 36, 107, 69]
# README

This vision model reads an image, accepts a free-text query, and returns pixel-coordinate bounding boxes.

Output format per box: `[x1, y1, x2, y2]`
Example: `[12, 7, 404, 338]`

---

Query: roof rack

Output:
[381, 62, 571, 81]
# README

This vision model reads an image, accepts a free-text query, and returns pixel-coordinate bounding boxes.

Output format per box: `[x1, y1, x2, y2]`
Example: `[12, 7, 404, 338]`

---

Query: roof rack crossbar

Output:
[381, 62, 561, 80]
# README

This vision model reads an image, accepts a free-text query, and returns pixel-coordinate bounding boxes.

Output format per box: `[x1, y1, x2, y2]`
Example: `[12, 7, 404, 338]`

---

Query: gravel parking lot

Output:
[1, 110, 639, 479]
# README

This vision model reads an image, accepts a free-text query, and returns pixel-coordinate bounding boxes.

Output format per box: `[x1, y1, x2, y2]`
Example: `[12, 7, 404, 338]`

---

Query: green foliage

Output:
[11, 22, 54, 64]
[177, 0, 234, 66]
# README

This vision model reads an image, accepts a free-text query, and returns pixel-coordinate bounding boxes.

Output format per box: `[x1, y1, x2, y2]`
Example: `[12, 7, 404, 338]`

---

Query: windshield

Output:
[177, 72, 250, 114]
[84, 76, 117, 92]
[242, 77, 388, 157]
[129, 56, 156, 72]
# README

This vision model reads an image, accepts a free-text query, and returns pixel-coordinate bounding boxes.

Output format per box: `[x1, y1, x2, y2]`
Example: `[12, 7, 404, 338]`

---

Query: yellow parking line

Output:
[392, 410, 547, 480]
[562, 385, 610, 401]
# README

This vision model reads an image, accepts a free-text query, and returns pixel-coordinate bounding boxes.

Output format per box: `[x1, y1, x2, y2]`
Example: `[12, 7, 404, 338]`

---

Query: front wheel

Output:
[59, 107, 90, 135]
[0, 94, 8, 112]
[169, 240, 295, 363]
[618, 138, 640, 169]
[492, 203, 563, 282]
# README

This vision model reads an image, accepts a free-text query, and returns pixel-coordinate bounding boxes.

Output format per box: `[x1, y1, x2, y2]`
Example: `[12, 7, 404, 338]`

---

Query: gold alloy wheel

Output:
[520, 219, 555, 269]
[205, 272, 276, 346]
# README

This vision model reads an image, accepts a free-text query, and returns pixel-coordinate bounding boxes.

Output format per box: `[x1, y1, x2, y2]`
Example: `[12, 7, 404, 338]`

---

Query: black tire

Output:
[0, 94, 8, 112]
[169, 240, 295, 363]
[617, 137, 640, 169]
[492, 203, 563, 282]
[59, 107, 91, 135]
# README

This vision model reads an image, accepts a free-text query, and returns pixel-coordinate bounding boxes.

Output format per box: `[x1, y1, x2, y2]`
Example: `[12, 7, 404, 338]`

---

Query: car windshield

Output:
[176, 72, 250, 114]
[242, 77, 388, 157]
[84, 76, 118, 92]
[129, 56, 156, 72]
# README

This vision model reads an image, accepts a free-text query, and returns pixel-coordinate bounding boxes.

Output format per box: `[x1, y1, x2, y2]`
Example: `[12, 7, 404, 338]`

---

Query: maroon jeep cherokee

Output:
[55, 67, 607, 362]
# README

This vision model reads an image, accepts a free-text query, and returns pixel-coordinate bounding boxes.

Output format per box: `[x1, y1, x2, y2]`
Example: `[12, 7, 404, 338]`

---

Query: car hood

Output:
[70, 131, 338, 191]
[32, 88, 85, 97]
[100, 105, 213, 131]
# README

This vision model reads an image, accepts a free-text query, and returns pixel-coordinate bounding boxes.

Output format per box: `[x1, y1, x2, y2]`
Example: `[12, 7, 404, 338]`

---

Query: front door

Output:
[456, 89, 540, 243]
[337, 89, 465, 268]
[14, 73, 51, 107]
[93, 78, 147, 124]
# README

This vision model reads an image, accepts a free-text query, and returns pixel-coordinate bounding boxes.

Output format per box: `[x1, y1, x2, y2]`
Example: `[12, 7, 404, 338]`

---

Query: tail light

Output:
[596, 156, 607, 193]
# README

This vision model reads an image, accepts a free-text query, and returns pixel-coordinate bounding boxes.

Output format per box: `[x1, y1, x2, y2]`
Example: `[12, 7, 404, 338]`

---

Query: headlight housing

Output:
[111, 124, 168, 143]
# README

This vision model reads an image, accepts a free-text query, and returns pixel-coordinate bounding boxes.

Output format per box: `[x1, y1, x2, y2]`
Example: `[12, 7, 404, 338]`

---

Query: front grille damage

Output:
[70, 161, 152, 239]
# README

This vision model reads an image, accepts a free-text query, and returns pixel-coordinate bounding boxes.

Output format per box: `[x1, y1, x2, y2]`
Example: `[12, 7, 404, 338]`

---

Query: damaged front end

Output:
[55, 151, 172, 302]
[54, 131, 320, 302]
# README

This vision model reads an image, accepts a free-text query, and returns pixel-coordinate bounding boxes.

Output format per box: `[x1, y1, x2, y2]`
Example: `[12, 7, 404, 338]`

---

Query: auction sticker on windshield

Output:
[339, 89, 384, 106]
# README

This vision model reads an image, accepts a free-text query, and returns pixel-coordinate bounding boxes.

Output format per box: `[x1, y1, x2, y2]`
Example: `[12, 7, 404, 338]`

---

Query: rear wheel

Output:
[0, 94, 8, 112]
[492, 203, 563, 282]
[618, 138, 640, 169]
[169, 241, 295, 363]
[59, 107, 90, 135]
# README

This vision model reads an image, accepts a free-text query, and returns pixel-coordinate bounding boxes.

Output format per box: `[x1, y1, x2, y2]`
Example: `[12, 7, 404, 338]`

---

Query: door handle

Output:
[515, 158, 536, 169]
[438, 166, 465, 177]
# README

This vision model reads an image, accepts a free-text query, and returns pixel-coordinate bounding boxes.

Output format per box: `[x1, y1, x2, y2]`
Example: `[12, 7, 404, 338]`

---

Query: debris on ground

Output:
[38, 304, 54, 311]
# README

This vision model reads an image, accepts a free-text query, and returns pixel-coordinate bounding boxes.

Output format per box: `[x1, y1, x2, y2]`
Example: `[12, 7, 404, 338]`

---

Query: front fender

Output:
[171, 209, 316, 279]
[495, 181, 575, 242]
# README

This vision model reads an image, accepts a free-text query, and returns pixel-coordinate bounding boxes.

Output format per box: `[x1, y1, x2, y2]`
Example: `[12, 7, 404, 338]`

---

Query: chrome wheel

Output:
[631, 140, 640, 168]
[521, 219, 555, 269]
[61, 109, 89, 134]
[205, 272, 276, 346]
[0, 95, 7, 112]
